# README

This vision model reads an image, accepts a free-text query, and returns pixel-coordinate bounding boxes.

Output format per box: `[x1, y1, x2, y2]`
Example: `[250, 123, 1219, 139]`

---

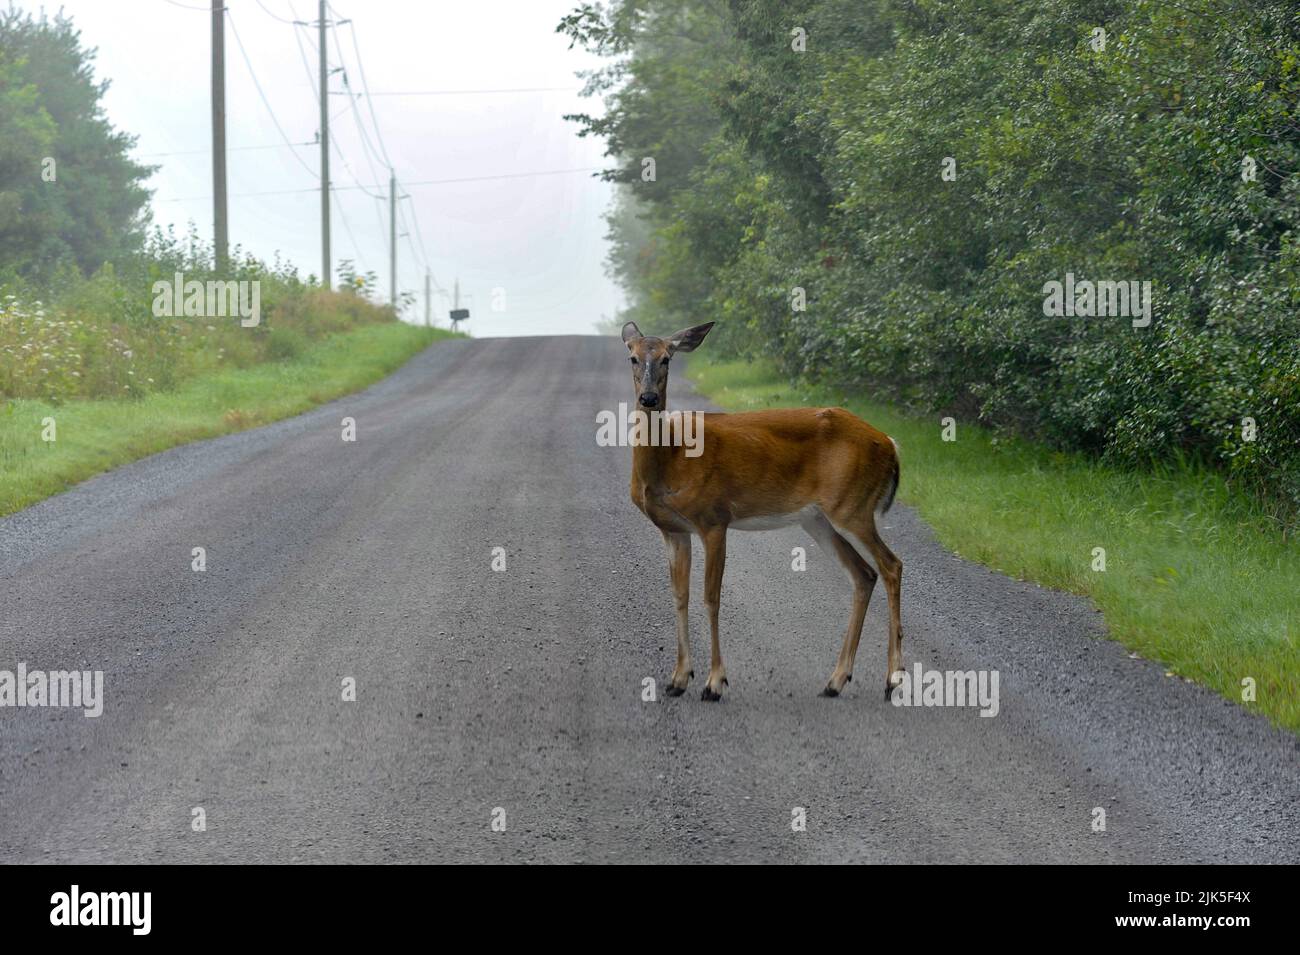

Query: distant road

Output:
[1, 335, 1296, 863]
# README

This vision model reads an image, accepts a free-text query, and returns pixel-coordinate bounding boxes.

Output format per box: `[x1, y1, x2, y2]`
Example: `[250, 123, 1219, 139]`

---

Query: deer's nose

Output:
[639, 393, 659, 407]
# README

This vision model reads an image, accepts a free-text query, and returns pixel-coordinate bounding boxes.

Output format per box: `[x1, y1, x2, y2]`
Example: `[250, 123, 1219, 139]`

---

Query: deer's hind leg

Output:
[827, 511, 903, 700]
[800, 509, 878, 697]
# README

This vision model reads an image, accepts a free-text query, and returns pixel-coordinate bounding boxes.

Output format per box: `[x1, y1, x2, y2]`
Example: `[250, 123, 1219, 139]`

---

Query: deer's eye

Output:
[629, 356, 638, 365]
[661, 358, 670, 366]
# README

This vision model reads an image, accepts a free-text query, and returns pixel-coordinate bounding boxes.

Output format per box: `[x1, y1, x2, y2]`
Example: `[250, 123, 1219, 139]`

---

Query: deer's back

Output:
[661, 407, 896, 523]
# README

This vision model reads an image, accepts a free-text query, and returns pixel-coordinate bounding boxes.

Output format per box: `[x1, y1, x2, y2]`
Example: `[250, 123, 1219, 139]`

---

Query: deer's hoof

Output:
[665, 684, 686, 697]
[700, 686, 723, 702]
[820, 685, 839, 698]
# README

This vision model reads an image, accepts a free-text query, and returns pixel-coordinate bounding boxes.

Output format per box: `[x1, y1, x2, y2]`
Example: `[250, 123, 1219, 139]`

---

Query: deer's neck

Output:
[630, 402, 678, 493]
[631, 440, 675, 488]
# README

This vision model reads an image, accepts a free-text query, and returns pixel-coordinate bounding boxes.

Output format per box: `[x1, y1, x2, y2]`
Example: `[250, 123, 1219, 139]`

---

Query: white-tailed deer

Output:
[622, 320, 902, 702]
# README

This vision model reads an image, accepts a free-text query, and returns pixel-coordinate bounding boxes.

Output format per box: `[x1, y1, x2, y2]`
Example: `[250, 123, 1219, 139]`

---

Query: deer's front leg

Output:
[664, 531, 693, 695]
[700, 526, 728, 701]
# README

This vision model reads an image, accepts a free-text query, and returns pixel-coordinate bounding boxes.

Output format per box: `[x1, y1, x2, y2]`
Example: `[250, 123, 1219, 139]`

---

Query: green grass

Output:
[1, 322, 455, 517]
[687, 353, 1300, 733]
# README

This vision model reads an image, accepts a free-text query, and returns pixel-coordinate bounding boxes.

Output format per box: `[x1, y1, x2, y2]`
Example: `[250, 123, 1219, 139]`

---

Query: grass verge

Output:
[687, 353, 1299, 733]
[1, 322, 454, 517]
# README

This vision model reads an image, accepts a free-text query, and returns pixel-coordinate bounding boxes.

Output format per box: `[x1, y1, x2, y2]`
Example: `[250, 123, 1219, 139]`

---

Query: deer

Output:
[621, 320, 903, 702]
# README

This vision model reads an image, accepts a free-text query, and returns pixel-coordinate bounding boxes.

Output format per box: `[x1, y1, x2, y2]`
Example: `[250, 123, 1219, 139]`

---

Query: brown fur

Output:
[621, 321, 904, 700]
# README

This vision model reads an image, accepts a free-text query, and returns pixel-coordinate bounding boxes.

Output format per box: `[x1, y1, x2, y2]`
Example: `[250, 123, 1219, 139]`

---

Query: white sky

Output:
[60, 0, 623, 334]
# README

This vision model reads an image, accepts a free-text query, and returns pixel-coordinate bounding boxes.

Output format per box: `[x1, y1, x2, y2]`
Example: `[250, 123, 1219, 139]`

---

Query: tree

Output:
[561, 0, 1300, 522]
[0, 7, 154, 286]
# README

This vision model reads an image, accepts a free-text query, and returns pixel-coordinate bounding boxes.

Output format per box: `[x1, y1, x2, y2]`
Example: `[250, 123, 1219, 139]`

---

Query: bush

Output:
[0, 226, 397, 403]
[563, 0, 1300, 529]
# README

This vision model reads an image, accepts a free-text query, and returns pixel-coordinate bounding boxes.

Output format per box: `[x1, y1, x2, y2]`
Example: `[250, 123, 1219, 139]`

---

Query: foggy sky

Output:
[60, 0, 623, 334]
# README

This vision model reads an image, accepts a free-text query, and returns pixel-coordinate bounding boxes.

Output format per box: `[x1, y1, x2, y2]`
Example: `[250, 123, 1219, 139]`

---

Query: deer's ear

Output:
[621, 321, 643, 345]
[667, 321, 714, 353]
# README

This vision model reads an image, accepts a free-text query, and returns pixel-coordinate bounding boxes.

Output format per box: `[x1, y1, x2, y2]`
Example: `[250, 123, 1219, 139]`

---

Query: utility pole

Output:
[318, 0, 330, 290]
[424, 270, 431, 327]
[211, 0, 228, 272]
[449, 277, 468, 332]
[389, 171, 397, 311]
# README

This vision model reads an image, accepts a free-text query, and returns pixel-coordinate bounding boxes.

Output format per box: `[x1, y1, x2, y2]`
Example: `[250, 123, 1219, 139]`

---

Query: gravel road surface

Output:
[2, 335, 1296, 863]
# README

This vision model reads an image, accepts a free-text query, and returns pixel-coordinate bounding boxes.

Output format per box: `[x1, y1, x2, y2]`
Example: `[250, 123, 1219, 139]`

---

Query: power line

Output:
[226, 8, 319, 179]
[399, 189, 447, 295]
[313, 1, 441, 306]
[138, 140, 315, 158]
[395, 198, 422, 303]
[288, 1, 340, 128]
[331, 6, 448, 308]
[394, 197, 416, 258]
[333, 8, 395, 169]
[395, 197, 427, 283]
[329, 30, 389, 187]
[288, 7, 353, 123]
[326, 57, 390, 252]
[290, 16, 319, 100]
[332, 137, 388, 242]
[163, 0, 481, 307]
[330, 185, 364, 264]
[404, 197, 430, 265]
[404, 167, 600, 189]
[339, 87, 580, 96]
[342, 79, 390, 181]
[336, 150, 387, 204]
[287, 0, 391, 278]
[402, 236, 429, 303]
[157, 167, 601, 202]
[319, 10, 390, 197]
[329, 124, 385, 200]
[252, 0, 296, 24]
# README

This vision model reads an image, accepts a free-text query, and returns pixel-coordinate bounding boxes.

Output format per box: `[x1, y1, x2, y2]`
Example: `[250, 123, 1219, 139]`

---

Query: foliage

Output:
[561, 0, 1300, 529]
[689, 352, 1300, 732]
[1, 226, 396, 402]
[1, 323, 448, 517]
[0, 7, 154, 285]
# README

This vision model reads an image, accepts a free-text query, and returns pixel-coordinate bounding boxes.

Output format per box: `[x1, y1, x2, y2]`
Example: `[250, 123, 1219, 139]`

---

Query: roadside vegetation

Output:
[562, 0, 1300, 529]
[688, 353, 1299, 733]
[561, 0, 1299, 729]
[1, 8, 453, 515]
[0, 228, 399, 402]
[1, 321, 448, 517]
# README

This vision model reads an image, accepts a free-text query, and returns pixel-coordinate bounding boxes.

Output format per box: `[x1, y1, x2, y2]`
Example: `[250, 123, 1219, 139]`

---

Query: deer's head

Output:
[621, 321, 714, 412]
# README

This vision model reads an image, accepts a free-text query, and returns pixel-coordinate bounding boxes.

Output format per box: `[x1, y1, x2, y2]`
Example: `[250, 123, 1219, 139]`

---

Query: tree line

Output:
[0, 8, 153, 288]
[560, 0, 1300, 524]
